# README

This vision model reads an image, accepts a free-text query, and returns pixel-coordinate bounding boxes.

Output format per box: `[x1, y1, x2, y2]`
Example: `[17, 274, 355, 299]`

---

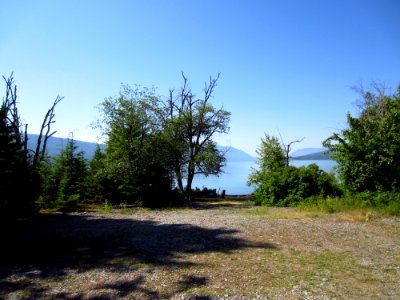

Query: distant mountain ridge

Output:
[291, 151, 332, 160]
[27, 134, 105, 160]
[218, 145, 255, 162]
[27, 134, 255, 162]
[291, 148, 331, 160]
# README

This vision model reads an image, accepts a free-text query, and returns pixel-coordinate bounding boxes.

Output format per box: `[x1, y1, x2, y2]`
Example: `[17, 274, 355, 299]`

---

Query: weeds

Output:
[296, 192, 400, 218]
[101, 200, 112, 213]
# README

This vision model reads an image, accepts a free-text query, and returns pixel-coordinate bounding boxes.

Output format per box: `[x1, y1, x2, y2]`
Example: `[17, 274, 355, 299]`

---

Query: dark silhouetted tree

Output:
[86, 145, 108, 203]
[0, 73, 62, 218]
[54, 136, 88, 211]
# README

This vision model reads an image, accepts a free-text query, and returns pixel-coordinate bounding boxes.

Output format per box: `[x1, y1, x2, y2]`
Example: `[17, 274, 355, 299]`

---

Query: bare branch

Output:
[278, 131, 304, 167]
[33, 95, 63, 167]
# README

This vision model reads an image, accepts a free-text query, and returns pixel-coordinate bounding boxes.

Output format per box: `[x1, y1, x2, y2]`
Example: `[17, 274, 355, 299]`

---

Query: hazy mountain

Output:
[27, 134, 105, 160]
[27, 134, 255, 162]
[218, 146, 255, 162]
[291, 148, 331, 160]
[291, 148, 326, 157]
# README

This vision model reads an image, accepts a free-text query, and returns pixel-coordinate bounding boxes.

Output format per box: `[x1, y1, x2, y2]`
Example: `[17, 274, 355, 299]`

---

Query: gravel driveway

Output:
[1, 200, 399, 299]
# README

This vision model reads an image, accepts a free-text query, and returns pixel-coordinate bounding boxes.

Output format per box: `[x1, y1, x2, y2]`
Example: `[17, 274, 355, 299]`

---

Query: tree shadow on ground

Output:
[0, 213, 274, 299]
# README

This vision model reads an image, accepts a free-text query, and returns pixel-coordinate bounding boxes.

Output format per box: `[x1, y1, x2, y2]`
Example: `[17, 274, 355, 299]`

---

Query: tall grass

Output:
[296, 192, 400, 217]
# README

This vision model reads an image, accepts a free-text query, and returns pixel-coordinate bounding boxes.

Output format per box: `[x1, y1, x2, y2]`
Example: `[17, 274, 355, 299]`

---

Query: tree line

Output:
[1, 73, 230, 218]
[2, 71, 399, 218]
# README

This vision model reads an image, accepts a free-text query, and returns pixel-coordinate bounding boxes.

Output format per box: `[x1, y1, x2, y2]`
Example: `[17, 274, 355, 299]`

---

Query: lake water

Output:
[190, 159, 337, 195]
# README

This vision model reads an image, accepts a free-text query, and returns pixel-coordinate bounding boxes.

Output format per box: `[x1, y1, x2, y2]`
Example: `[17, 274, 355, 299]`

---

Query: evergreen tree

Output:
[54, 137, 88, 211]
[86, 145, 108, 203]
[35, 156, 59, 209]
[1, 74, 62, 217]
[0, 75, 34, 218]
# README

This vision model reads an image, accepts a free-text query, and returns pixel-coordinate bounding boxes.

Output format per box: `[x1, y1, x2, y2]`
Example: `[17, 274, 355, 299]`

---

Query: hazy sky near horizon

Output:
[1, 0, 399, 155]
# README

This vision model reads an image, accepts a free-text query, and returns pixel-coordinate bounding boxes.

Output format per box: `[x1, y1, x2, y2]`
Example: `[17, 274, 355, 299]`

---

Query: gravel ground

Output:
[1, 200, 399, 299]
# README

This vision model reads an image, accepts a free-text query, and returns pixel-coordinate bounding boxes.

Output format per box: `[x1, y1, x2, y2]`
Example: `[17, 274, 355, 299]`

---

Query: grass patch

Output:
[243, 206, 324, 219]
[182, 247, 387, 299]
[296, 193, 400, 220]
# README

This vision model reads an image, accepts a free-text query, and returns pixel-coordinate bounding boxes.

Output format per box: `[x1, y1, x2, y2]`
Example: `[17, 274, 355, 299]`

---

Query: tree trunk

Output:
[185, 161, 195, 201]
[175, 167, 184, 193]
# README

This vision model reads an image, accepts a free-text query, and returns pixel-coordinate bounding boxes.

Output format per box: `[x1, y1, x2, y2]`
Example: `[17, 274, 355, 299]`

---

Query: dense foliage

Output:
[93, 74, 230, 205]
[324, 86, 400, 193]
[247, 134, 285, 186]
[249, 134, 340, 206]
[54, 138, 88, 211]
[96, 85, 177, 207]
[86, 145, 108, 203]
[36, 138, 88, 211]
[1, 72, 230, 215]
[253, 164, 341, 206]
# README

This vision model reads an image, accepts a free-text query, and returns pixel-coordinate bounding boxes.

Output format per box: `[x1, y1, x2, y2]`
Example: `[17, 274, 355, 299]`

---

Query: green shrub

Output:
[101, 200, 112, 213]
[254, 164, 341, 207]
[55, 194, 81, 212]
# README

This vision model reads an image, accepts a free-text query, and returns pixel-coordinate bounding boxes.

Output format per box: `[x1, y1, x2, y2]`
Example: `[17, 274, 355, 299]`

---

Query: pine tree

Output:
[86, 145, 108, 203]
[54, 137, 88, 211]
[0, 75, 34, 218]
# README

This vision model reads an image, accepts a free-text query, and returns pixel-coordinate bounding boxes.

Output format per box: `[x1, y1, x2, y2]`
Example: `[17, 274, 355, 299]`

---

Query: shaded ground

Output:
[1, 198, 399, 299]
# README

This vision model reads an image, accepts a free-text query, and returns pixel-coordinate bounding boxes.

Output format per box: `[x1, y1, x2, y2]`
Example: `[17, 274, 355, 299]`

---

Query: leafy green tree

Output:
[324, 85, 400, 192]
[247, 134, 286, 186]
[97, 85, 175, 206]
[54, 137, 88, 211]
[166, 73, 230, 199]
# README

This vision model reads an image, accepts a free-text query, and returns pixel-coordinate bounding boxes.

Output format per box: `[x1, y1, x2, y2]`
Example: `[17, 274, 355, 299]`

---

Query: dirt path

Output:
[1, 199, 399, 299]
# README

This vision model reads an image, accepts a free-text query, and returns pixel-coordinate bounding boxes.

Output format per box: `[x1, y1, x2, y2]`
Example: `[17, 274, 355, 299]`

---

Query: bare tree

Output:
[2, 73, 63, 169]
[279, 132, 304, 167]
[2, 74, 25, 150]
[33, 95, 63, 168]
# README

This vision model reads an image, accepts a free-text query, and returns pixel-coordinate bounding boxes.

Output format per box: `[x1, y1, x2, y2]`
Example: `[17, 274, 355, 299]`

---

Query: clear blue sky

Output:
[1, 0, 399, 155]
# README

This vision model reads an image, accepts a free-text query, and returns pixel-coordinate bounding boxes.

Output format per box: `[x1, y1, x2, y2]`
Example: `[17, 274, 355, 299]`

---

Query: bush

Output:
[253, 164, 341, 207]
[55, 194, 81, 212]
